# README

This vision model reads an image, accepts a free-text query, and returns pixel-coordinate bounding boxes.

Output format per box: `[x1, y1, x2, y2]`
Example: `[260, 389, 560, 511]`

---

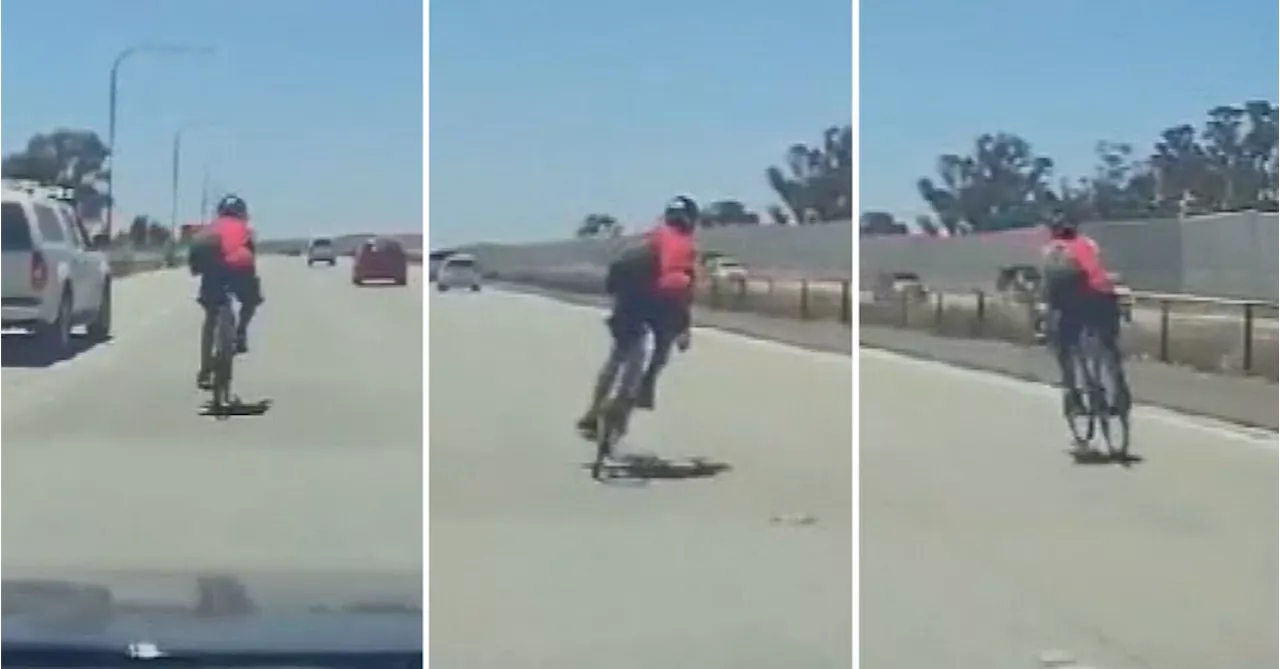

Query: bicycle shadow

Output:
[200, 397, 273, 420]
[582, 452, 733, 485]
[1067, 445, 1144, 468]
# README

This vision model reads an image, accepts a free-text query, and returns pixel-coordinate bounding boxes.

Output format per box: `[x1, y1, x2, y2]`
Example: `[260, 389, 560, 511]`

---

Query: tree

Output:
[146, 220, 171, 247]
[916, 133, 1055, 235]
[914, 214, 941, 237]
[913, 99, 1279, 230]
[129, 215, 149, 247]
[1, 129, 111, 221]
[766, 124, 852, 224]
[575, 213, 621, 238]
[766, 204, 791, 226]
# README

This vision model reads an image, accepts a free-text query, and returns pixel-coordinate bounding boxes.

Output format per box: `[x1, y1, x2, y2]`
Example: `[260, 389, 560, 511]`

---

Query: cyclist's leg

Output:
[230, 269, 263, 352]
[195, 271, 226, 388]
[577, 307, 643, 431]
[1053, 302, 1084, 407]
[1094, 292, 1130, 404]
[635, 298, 681, 410]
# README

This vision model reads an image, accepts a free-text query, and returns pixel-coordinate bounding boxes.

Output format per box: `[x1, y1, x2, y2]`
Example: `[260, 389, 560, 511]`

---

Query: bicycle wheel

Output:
[1062, 349, 1095, 446]
[211, 303, 237, 409]
[592, 401, 622, 480]
[1092, 340, 1131, 458]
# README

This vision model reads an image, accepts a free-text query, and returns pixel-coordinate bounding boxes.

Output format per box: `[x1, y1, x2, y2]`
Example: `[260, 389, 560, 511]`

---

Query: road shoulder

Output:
[488, 281, 852, 355]
[861, 324, 1278, 431]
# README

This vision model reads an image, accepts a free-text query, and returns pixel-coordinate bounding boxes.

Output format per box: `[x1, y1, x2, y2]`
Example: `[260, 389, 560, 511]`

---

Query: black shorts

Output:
[198, 266, 264, 310]
[1052, 291, 1118, 349]
[607, 295, 687, 348]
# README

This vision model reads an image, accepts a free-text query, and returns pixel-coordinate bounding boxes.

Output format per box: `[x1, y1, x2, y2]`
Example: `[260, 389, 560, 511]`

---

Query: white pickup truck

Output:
[1, 184, 112, 357]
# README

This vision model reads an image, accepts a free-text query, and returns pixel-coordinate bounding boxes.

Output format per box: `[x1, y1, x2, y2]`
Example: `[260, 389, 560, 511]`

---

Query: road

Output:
[429, 289, 855, 667]
[2, 258, 423, 605]
[862, 349, 1277, 669]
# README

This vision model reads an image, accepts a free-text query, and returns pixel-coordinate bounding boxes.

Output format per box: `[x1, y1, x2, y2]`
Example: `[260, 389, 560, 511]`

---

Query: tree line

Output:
[862, 99, 1278, 237]
[2, 127, 186, 248]
[574, 123, 854, 237]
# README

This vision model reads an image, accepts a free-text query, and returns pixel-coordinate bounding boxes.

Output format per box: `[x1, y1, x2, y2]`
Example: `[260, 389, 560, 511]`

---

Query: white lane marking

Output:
[861, 347, 1278, 447]
[489, 288, 852, 365]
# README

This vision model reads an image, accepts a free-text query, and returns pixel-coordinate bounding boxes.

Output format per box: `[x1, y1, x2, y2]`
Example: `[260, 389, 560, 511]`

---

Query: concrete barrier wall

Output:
[459, 222, 854, 279]
[861, 212, 1277, 301]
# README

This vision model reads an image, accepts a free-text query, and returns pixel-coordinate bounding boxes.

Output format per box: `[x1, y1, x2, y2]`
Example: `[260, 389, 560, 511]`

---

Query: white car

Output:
[436, 253, 481, 292]
[307, 237, 337, 266]
[705, 255, 748, 283]
[1, 183, 112, 356]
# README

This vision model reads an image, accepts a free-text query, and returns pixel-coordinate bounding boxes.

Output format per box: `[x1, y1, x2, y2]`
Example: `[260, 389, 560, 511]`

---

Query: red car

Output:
[352, 237, 408, 286]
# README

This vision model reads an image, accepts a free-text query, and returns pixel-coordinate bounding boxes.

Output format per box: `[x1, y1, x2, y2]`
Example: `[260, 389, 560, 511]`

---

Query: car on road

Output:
[1, 182, 112, 356]
[436, 253, 481, 292]
[704, 254, 748, 283]
[352, 237, 409, 286]
[307, 237, 337, 266]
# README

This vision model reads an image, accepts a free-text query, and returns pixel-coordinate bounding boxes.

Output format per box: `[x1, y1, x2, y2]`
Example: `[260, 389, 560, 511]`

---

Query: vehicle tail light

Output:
[30, 251, 48, 292]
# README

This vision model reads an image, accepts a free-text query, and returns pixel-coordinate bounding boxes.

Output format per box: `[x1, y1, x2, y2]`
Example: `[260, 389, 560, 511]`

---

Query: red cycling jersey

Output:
[209, 216, 255, 271]
[649, 222, 696, 301]
[1044, 233, 1113, 294]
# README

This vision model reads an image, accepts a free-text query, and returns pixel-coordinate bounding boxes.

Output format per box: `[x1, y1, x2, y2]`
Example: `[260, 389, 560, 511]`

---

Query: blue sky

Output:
[1, 0, 423, 238]
[430, 0, 853, 246]
[861, 0, 1280, 221]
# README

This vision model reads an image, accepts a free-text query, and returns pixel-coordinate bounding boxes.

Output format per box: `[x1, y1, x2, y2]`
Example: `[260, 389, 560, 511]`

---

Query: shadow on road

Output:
[1068, 447, 1144, 468]
[200, 397, 274, 419]
[1, 333, 111, 369]
[583, 453, 733, 484]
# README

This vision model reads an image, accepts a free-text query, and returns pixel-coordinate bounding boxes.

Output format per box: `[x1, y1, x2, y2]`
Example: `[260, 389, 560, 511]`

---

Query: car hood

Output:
[2, 571, 421, 658]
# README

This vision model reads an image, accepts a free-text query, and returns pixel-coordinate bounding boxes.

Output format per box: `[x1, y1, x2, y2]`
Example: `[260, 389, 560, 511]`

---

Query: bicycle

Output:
[1061, 315, 1131, 458]
[209, 298, 239, 412]
[590, 330, 651, 480]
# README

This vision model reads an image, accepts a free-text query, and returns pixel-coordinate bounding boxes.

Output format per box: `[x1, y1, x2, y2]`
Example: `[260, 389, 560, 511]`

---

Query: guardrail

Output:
[490, 267, 853, 326]
[862, 287, 1278, 381]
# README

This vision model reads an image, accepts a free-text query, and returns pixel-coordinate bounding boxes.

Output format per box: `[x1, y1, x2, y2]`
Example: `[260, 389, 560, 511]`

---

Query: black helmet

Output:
[1044, 205, 1078, 237]
[662, 195, 699, 231]
[216, 194, 249, 220]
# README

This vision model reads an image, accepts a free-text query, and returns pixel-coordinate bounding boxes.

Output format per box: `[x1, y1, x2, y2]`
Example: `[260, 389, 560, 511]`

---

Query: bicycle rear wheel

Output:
[211, 303, 237, 409]
[1063, 349, 1095, 446]
[1091, 338, 1131, 457]
[592, 403, 622, 480]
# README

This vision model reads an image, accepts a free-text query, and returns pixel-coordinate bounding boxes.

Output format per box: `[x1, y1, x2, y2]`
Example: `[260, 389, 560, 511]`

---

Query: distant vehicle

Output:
[427, 250, 457, 282]
[1, 184, 113, 357]
[353, 237, 408, 286]
[307, 237, 337, 266]
[704, 255, 748, 283]
[436, 253, 481, 292]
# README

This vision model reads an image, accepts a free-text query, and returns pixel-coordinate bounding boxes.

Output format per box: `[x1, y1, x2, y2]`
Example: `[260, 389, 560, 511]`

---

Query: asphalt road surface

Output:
[862, 349, 1278, 669]
[2, 258, 423, 603]
[429, 289, 855, 668]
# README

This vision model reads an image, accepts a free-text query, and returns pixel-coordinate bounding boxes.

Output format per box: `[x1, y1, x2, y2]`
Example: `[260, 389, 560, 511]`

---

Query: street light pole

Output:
[104, 44, 213, 239]
[170, 129, 183, 242]
[200, 165, 211, 224]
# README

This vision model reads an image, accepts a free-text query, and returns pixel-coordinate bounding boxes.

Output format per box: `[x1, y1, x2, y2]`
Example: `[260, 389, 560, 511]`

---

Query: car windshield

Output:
[445, 257, 475, 268]
[2, 1, 424, 660]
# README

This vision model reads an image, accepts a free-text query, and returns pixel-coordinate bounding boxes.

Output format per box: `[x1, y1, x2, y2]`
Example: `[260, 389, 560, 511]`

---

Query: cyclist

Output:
[187, 194, 264, 390]
[575, 195, 698, 436]
[1038, 208, 1130, 414]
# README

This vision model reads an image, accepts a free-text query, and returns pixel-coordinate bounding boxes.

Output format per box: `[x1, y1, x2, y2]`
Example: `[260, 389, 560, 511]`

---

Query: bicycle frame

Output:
[211, 301, 238, 408]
